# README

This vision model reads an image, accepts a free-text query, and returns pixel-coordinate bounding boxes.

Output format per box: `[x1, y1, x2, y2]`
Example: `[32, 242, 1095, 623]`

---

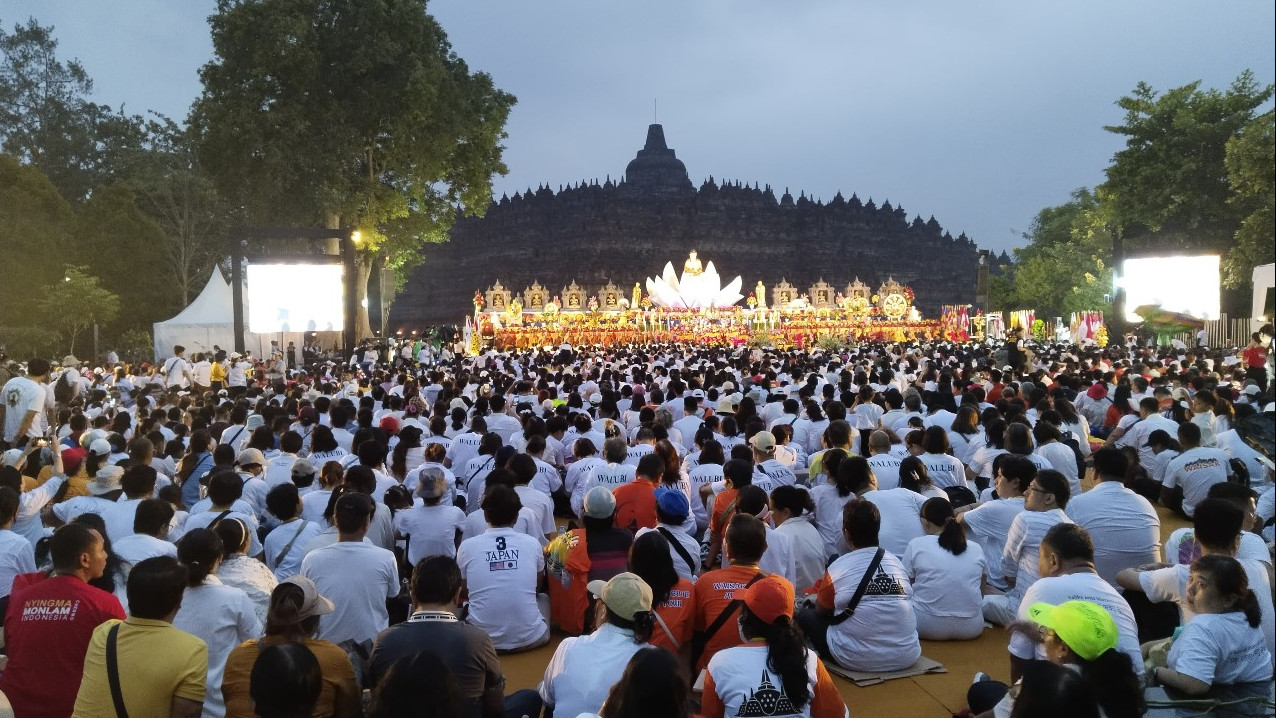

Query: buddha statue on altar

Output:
[756, 281, 766, 308]
[683, 250, 704, 277]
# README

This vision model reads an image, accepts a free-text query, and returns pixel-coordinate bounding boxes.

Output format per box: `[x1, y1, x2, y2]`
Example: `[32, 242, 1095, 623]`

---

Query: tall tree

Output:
[0, 154, 74, 324]
[1224, 110, 1275, 282]
[191, 0, 516, 338]
[1101, 72, 1273, 287]
[0, 17, 115, 202]
[38, 266, 119, 355]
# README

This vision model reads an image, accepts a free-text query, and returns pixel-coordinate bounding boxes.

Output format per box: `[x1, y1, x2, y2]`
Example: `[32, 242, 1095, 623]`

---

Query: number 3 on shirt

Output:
[496, 536, 507, 551]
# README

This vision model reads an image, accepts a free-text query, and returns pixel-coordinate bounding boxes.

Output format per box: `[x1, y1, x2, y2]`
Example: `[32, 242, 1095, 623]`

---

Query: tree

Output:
[0, 154, 74, 324]
[1101, 72, 1273, 287]
[1225, 110, 1275, 283]
[38, 266, 119, 354]
[0, 18, 116, 203]
[191, 0, 516, 339]
[992, 188, 1113, 319]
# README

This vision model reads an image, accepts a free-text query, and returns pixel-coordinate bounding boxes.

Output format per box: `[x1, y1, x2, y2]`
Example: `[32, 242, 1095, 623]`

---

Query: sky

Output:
[6, 0, 1273, 254]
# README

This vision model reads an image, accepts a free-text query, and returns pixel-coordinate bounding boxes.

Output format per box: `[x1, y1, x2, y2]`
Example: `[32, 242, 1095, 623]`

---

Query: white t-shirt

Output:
[445, 432, 484, 474]
[394, 503, 467, 564]
[300, 540, 399, 645]
[822, 547, 920, 672]
[263, 453, 299, 487]
[263, 519, 324, 580]
[809, 483, 855, 559]
[861, 488, 927, 557]
[1167, 612, 1274, 686]
[918, 452, 968, 491]
[460, 508, 545, 546]
[1162, 447, 1231, 517]
[758, 524, 797, 588]
[866, 454, 903, 490]
[1064, 481, 1161, 586]
[1001, 509, 1073, 604]
[531, 458, 563, 495]
[0, 529, 36, 599]
[1009, 571, 1145, 675]
[902, 534, 986, 619]
[1036, 442, 1081, 497]
[966, 446, 1007, 480]
[514, 485, 556, 538]
[2, 376, 47, 442]
[456, 527, 547, 650]
[775, 516, 827, 592]
[961, 497, 1025, 589]
[705, 644, 848, 718]
[172, 577, 262, 718]
[538, 625, 651, 718]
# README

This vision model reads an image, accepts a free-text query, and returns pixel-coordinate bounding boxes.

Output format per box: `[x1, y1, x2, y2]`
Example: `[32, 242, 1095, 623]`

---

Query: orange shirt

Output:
[649, 577, 696, 652]
[613, 478, 659, 532]
[693, 564, 763, 671]
[709, 488, 740, 540]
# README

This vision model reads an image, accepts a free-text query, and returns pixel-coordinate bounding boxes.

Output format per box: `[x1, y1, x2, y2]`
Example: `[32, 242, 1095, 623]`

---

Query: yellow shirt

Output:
[210, 362, 227, 384]
[73, 618, 207, 718]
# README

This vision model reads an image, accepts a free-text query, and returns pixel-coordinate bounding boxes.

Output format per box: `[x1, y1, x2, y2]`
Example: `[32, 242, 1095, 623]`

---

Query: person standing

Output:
[0, 523, 127, 718]
[161, 345, 196, 391]
[1, 357, 52, 450]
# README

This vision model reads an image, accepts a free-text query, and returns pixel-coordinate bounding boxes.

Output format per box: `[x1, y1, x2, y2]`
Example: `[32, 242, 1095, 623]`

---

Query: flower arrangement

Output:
[1095, 324, 1109, 348]
[1031, 318, 1047, 342]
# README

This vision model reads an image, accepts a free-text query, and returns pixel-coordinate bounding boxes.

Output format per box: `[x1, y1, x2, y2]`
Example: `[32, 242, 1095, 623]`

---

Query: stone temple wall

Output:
[389, 125, 980, 326]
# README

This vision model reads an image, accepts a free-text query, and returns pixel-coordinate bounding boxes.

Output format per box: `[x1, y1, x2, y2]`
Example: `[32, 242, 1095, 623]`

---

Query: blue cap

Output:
[654, 488, 690, 520]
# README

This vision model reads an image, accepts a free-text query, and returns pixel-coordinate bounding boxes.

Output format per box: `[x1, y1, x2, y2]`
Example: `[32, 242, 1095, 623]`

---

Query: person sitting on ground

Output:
[702, 574, 849, 718]
[222, 576, 361, 718]
[982, 469, 1073, 626]
[613, 453, 665, 532]
[797, 499, 921, 673]
[214, 516, 279, 625]
[368, 555, 543, 718]
[703, 458, 753, 569]
[1160, 422, 1232, 518]
[580, 647, 692, 718]
[538, 572, 656, 718]
[1063, 447, 1160, 586]
[736, 484, 798, 588]
[770, 485, 826, 593]
[903, 497, 988, 641]
[634, 487, 700, 581]
[956, 455, 1033, 592]
[545, 486, 633, 635]
[72, 556, 208, 718]
[627, 530, 696, 659]
[844, 454, 927, 558]
[456, 484, 550, 651]
[693, 513, 771, 671]
[263, 483, 324, 580]
[971, 599, 1143, 718]
[394, 466, 466, 563]
[1161, 482, 1271, 571]
[1150, 554, 1273, 695]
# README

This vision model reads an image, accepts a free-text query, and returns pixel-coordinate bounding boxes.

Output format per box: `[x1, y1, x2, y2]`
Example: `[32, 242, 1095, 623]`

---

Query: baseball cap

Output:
[290, 458, 317, 478]
[298, 407, 318, 422]
[416, 472, 448, 500]
[583, 486, 617, 519]
[450, 397, 469, 411]
[1027, 600, 1119, 661]
[690, 389, 705, 399]
[738, 574, 796, 624]
[1243, 384, 1261, 396]
[749, 430, 776, 453]
[88, 438, 112, 457]
[654, 488, 690, 520]
[280, 575, 336, 619]
[379, 416, 401, 434]
[586, 572, 653, 621]
[2, 448, 25, 468]
[237, 448, 266, 467]
[88, 466, 125, 496]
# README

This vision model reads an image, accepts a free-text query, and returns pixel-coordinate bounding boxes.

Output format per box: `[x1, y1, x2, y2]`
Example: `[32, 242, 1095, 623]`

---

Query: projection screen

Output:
[246, 264, 344, 333]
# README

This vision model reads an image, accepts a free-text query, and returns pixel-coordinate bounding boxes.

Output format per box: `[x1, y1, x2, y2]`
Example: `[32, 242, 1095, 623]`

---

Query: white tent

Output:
[152, 269, 325, 361]
[1253, 263, 1275, 333]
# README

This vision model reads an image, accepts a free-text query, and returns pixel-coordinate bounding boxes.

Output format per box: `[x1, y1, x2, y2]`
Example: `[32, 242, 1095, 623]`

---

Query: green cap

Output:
[1027, 600, 1119, 661]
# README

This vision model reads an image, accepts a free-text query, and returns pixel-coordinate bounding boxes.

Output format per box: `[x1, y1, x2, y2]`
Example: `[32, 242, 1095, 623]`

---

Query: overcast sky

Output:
[7, 1, 1273, 253]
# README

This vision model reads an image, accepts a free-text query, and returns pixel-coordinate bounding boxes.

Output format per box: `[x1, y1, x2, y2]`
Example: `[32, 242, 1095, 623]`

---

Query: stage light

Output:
[1118, 255, 1220, 323]
[351, 230, 362, 243]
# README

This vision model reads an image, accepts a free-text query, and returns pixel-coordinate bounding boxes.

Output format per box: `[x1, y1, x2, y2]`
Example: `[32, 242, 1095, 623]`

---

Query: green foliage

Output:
[990, 188, 1113, 319]
[191, 0, 517, 336]
[1101, 72, 1274, 286]
[37, 266, 120, 354]
[815, 333, 849, 353]
[72, 183, 177, 331]
[112, 328, 156, 365]
[1225, 111, 1275, 284]
[0, 154, 74, 323]
[0, 326, 61, 359]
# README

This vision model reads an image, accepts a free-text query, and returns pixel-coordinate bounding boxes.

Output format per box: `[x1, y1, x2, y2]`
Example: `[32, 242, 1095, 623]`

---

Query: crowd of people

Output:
[0, 327, 1273, 718]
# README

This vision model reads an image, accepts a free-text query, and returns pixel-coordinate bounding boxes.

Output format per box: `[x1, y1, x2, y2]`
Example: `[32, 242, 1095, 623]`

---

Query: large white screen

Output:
[247, 264, 344, 333]
[1118, 255, 1220, 323]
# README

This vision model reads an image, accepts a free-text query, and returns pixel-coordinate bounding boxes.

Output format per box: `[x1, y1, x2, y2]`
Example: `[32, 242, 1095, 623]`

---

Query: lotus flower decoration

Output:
[645, 252, 744, 309]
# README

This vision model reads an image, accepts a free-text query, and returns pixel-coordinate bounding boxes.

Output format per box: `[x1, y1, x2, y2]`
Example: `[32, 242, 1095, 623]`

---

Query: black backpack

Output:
[1228, 457, 1251, 488]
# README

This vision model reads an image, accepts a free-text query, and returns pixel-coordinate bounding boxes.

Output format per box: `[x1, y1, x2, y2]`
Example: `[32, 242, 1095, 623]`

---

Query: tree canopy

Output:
[191, 0, 516, 337]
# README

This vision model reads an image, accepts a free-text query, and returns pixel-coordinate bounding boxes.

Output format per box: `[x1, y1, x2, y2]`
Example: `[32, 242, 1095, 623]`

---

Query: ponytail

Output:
[759, 613, 812, 709]
[771, 485, 815, 518]
[921, 497, 966, 555]
[1239, 588, 1262, 628]
[1077, 649, 1145, 718]
[177, 528, 223, 586]
[607, 607, 655, 644]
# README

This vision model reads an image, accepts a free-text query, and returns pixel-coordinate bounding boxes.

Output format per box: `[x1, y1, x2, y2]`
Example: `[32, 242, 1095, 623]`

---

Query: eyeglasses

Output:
[1024, 484, 1044, 494]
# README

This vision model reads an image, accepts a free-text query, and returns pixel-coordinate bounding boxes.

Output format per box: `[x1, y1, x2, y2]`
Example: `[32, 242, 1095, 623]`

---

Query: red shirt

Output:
[613, 478, 659, 532]
[0, 574, 126, 718]
[1243, 345, 1268, 369]
[693, 564, 764, 670]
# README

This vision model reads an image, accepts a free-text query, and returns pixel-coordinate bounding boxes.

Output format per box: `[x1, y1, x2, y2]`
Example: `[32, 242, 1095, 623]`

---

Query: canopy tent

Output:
[151, 268, 329, 361]
[1253, 263, 1275, 333]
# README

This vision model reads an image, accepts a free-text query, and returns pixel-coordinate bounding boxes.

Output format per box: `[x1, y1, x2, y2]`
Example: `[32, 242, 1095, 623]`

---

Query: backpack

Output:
[1227, 457, 1250, 488]
[54, 371, 76, 404]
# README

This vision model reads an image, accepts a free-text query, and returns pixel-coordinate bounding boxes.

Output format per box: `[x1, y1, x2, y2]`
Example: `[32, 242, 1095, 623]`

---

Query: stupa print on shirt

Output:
[737, 672, 800, 716]
[867, 566, 908, 596]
